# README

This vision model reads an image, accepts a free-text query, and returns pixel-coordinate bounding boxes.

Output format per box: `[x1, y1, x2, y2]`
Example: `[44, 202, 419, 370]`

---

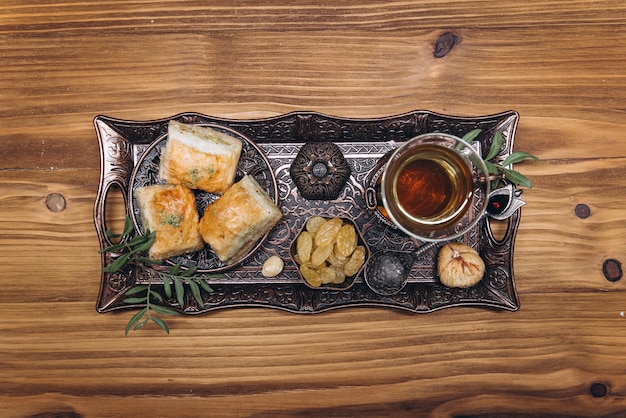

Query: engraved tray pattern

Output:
[94, 110, 521, 314]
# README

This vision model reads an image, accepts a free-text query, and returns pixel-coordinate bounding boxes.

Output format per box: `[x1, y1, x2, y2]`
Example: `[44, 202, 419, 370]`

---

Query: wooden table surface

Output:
[2, 1, 626, 417]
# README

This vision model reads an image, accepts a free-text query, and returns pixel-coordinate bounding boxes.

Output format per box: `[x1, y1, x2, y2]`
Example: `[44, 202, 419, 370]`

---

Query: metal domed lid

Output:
[289, 141, 351, 200]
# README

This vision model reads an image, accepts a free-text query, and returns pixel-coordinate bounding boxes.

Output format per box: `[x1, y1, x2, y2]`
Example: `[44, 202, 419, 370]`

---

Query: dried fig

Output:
[437, 243, 485, 288]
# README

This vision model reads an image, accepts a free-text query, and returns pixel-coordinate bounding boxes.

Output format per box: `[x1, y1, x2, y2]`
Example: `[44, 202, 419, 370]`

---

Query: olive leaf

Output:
[149, 289, 163, 302]
[134, 319, 149, 332]
[485, 160, 499, 175]
[462, 128, 482, 143]
[125, 307, 148, 336]
[122, 281, 181, 335]
[173, 277, 185, 307]
[197, 279, 214, 294]
[124, 285, 147, 295]
[133, 235, 156, 252]
[100, 231, 150, 253]
[501, 168, 533, 189]
[100, 216, 218, 335]
[486, 131, 503, 161]
[157, 265, 217, 310]
[150, 304, 180, 316]
[466, 129, 538, 188]
[188, 279, 205, 308]
[501, 151, 539, 167]
[123, 297, 148, 304]
[105, 216, 134, 239]
[102, 252, 133, 273]
[181, 266, 198, 277]
[100, 231, 156, 269]
[150, 316, 170, 334]
[163, 275, 172, 298]
[169, 263, 181, 276]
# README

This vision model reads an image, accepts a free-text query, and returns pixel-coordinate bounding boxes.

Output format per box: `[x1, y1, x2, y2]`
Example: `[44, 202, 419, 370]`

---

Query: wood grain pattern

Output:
[2, 0, 626, 416]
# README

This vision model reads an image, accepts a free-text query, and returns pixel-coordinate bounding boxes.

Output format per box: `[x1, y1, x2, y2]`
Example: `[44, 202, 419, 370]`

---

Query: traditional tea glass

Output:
[366, 132, 490, 242]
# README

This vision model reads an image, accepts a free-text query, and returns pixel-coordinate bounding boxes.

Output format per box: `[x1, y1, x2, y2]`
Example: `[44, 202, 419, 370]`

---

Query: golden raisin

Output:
[344, 245, 366, 277]
[314, 217, 342, 247]
[296, 230, 313, 263]
[327, 252, 348, 268]
[319, 266, 338, 284]
[311, 243, 333, 267]
[300, 264, 322, 287]
[305, 216, 326, 239]
[332, 266, 346, 284]
[295, 216, 366, 288]
[335, 223, 357, 258]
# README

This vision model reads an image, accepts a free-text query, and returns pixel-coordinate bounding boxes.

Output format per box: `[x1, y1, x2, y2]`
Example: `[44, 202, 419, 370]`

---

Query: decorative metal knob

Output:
[289, 142, 351, 200]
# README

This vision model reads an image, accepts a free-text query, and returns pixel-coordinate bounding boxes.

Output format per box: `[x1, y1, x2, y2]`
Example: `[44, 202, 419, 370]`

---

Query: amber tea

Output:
[391, 145, 473, 227]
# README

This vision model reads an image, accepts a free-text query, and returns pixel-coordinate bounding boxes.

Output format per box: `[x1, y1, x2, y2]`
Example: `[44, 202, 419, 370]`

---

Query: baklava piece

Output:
[159, 120, 243, 194]
[134, 184, 204, 260]
[199, 175, 282, 263]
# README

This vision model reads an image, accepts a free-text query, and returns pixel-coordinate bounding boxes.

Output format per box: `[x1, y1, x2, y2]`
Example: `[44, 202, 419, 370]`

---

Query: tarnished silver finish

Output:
[95, 110, 522, 314]
[487, 184, 526, 221]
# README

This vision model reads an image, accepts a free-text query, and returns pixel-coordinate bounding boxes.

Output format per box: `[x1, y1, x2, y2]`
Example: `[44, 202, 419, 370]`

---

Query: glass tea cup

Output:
[366, 133, 490, 242]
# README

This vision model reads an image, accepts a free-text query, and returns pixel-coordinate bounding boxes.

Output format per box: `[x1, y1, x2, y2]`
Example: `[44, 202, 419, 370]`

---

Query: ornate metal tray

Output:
[94, 110, 521, 314]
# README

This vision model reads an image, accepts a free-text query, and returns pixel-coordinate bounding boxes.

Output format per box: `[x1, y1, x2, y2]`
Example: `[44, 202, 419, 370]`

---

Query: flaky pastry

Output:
[199, 175, 282, 263]
[134, 184, 204, 260]
[159, 120, 242, 194]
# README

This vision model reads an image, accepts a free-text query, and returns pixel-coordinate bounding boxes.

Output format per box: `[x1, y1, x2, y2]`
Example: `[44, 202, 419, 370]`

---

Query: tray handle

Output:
[93, 117, 133, 248]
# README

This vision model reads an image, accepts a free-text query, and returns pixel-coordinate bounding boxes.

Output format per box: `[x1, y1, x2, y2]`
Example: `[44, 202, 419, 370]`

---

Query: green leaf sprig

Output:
[100, 217, 158, 273]
[122, 266, 216, 335]
[123, 283, 179, 335]
[158, 263, 215, 310]
[100, 215, 216, 335]
[462, 129, 539, 188]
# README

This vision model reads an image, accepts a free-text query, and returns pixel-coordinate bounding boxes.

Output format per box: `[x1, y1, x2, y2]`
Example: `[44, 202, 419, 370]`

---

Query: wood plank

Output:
[1, 294, 626, 416]
[2, 25, 626, 168]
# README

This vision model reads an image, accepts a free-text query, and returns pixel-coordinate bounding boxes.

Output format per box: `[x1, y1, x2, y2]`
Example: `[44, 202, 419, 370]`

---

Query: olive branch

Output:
[100, 216, 216, 335]
[462, 129, 539, 188]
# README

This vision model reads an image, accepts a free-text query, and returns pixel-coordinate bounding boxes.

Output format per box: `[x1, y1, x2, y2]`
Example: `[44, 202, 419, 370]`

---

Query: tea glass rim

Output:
[380, 132, 490, 242]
